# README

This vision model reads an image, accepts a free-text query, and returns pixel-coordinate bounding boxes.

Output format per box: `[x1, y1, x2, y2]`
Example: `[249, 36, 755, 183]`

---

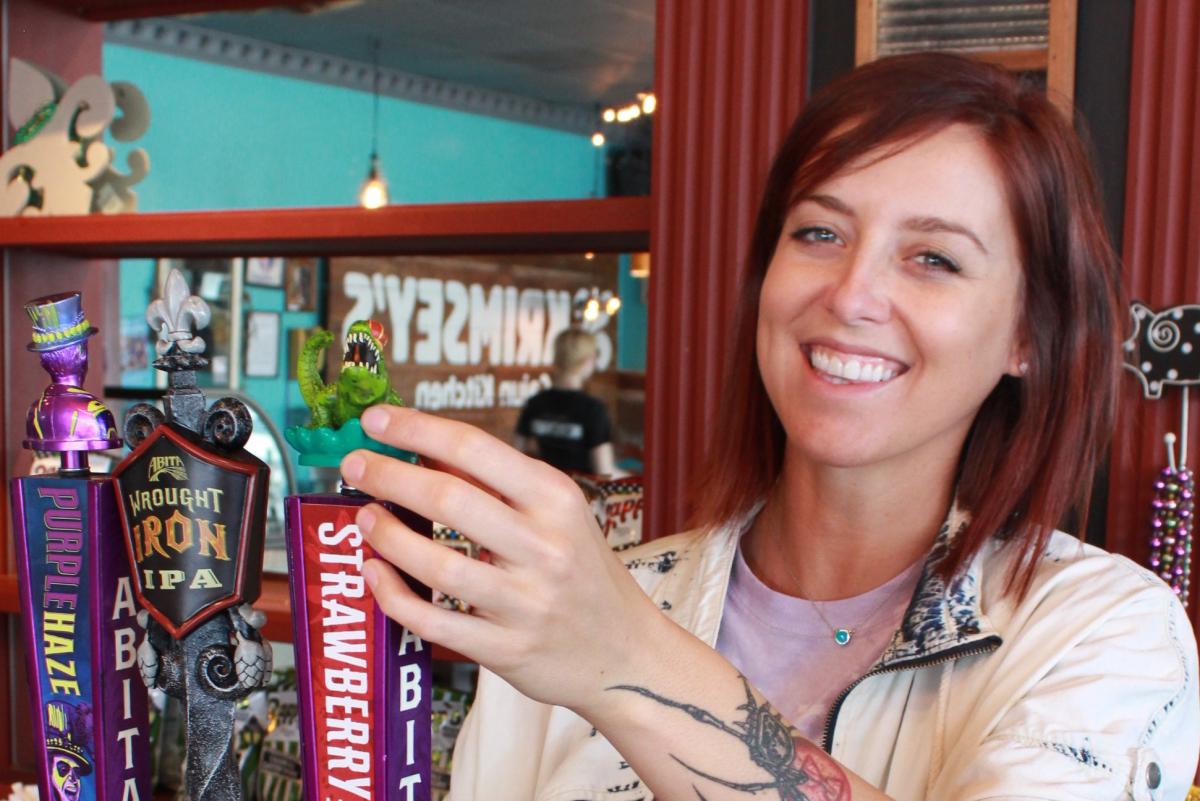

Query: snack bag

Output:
[432, 524, 480, 612]
[571, 474, 608, 530]
[235, 684, 273, 801]
[150, 690, 186, 796]
[430, 686, 473, 801]
[257, 689, 303, 801]
[597, 477, 644, 551]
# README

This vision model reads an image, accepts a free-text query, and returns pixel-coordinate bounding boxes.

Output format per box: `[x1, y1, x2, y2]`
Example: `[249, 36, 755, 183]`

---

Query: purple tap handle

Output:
[22, 292, 121, 462]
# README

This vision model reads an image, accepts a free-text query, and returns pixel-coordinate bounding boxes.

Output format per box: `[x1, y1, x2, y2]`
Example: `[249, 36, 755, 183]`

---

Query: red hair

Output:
[691, 52, 1126, 596]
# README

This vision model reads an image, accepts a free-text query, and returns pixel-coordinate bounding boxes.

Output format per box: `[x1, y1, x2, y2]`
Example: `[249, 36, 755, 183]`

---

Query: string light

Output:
[599, 92, 656, 131]
[591, 131, 606, 147]
[574, 285, 621, 327]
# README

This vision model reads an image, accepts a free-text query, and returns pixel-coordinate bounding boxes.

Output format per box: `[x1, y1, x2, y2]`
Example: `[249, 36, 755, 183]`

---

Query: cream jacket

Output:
[449, 508, 1200, 801]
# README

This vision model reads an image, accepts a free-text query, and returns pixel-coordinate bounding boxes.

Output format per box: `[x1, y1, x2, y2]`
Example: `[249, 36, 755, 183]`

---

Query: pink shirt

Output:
[715, 540, 924, 743]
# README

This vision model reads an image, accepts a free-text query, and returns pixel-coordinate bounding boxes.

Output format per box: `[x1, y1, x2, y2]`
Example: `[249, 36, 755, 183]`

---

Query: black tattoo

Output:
[607, 677, 851, 801]
[624, 551, 679, 573]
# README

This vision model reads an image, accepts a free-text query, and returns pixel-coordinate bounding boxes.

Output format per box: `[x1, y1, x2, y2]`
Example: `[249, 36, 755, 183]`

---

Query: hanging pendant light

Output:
[359, 37, 389, 209]
[360, 152, 388, 209]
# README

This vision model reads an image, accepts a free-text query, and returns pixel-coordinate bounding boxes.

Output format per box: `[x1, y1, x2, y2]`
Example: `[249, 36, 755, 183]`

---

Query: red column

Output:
[0, 0, 109, 778]
[2, 0, 115, 496]
[1107, 2, 1200, 611]
[646, 0, 808, 539]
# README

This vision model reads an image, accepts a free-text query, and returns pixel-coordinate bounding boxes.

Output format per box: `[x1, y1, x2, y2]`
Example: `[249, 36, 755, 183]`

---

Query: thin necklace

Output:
[773, 528, 915, 647]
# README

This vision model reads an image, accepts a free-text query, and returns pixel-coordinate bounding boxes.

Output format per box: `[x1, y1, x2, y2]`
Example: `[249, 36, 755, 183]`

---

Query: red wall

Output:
[1107, 2, 1200, 619]
[646, 0, 808, 538]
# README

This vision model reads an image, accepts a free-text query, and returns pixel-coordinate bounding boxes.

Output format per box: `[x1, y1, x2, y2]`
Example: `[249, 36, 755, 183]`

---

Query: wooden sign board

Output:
[329, 255, 619, 443]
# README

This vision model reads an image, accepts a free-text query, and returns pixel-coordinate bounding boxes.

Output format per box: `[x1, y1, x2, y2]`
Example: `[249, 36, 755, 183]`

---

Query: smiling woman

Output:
[346, 52, 1200, 801]
[756, 125, 1025, 490]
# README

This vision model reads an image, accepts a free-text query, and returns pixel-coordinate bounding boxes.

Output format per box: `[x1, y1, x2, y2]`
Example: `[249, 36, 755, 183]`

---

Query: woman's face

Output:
[756, 124, 1025, 474]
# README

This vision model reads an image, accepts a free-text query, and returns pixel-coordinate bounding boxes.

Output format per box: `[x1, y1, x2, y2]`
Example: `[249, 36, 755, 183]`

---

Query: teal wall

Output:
[103, 43, 600, 209]
[616, 254, 647, 372]
[108, 42, 645, 486]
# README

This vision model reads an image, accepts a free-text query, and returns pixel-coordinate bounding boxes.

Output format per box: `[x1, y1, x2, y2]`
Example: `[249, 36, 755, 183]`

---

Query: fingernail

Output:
[357, 505, 376, 533]
[361, 406, 388, 434]
[341, 453, 365, 483]
[363, 560, 379, 590]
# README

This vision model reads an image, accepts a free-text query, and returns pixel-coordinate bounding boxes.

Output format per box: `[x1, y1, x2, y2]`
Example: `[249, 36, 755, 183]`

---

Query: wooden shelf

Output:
[45, 0, 327, 21]
[0, 197, 651, 259]
[0, 572, 468, 661]
[969, 47, 1049, 73]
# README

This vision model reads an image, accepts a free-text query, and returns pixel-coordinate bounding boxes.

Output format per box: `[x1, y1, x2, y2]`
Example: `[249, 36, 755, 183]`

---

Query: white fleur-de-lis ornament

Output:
[146, 268, 212, 356]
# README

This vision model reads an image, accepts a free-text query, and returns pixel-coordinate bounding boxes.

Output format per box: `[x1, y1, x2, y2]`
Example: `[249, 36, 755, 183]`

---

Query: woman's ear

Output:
[1006, 346, 1030, 378]
[1005, 319, 1030, 378]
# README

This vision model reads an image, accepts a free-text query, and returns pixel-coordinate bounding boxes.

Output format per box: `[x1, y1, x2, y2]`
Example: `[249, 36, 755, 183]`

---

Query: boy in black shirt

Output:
[515, 328, 616, 475]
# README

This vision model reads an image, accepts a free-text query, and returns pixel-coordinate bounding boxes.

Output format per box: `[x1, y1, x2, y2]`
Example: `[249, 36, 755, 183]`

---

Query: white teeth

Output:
[808, 346, 899, 384]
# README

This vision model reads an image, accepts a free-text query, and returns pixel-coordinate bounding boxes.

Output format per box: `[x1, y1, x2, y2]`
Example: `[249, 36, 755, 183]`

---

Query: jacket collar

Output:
[876, 500, 1002, 667]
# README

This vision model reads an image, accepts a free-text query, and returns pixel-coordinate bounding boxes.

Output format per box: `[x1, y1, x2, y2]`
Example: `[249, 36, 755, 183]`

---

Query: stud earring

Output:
[1018, 361, 1030, 376]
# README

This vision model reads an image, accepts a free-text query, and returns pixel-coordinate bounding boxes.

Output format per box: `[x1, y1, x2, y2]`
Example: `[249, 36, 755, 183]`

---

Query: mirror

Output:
[101, 1, 654, 211]
[109, 249, 646, 572]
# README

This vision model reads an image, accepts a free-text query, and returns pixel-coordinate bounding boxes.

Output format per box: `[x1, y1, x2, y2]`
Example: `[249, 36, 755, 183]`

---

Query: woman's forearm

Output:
[577, 614, 888, 801]
[341, 406, 885, 801]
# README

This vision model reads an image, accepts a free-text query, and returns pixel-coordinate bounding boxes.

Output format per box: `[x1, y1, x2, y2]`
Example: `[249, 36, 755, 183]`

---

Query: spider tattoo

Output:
[608, 677, 850, 801]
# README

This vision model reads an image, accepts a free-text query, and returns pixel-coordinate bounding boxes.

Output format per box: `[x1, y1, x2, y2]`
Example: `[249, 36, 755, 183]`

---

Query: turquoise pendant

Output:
[834, 628, 853, 646]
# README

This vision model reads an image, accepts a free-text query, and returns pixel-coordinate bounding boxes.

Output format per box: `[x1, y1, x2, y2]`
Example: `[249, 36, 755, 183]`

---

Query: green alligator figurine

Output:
[299, 319, 401, 428]
[285, 319, 416, 466]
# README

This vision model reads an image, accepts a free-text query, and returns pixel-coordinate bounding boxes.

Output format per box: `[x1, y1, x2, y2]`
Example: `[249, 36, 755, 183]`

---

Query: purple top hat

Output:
[22, 291, 120, 456]
[25, 292, 98, 352]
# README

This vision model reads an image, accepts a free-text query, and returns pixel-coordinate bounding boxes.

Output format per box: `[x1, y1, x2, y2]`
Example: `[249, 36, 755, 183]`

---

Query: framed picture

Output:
[245, 257, 285, 288]
[286, 258, 319, 311]
[119, 317, 149, 372]
[245, 311, 281, 378]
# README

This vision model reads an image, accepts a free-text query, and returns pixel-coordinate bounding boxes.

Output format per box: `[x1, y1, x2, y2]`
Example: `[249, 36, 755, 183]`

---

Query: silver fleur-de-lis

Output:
[146, 268, 211, 356]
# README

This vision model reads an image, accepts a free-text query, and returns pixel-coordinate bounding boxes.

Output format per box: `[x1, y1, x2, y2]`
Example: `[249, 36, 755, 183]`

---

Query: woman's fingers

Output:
[362, 557, 497, 660]
[357, 405, 577, 512]
[343, 448, 541, 559]
[357, 502, 511, 614]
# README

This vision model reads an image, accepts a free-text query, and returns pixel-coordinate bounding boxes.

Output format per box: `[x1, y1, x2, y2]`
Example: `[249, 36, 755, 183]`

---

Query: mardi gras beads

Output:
[1150, 433, 1193, 602]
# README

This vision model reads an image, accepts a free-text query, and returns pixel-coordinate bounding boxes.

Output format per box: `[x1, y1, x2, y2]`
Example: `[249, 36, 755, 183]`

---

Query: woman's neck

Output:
[744, 448, 955, 600]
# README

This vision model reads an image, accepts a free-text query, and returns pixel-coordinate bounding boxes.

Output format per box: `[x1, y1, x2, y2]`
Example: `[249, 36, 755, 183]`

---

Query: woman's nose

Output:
[823, 249, 891, 325]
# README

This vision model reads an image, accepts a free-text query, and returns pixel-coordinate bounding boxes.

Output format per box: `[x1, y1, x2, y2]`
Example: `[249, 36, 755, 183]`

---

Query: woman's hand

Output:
[339, 404, 670, 715]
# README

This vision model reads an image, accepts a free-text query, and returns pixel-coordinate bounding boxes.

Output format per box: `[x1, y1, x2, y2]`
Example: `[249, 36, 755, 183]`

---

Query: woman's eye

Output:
[915, 250, 960, 274]
[792, 226, 841, 245]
